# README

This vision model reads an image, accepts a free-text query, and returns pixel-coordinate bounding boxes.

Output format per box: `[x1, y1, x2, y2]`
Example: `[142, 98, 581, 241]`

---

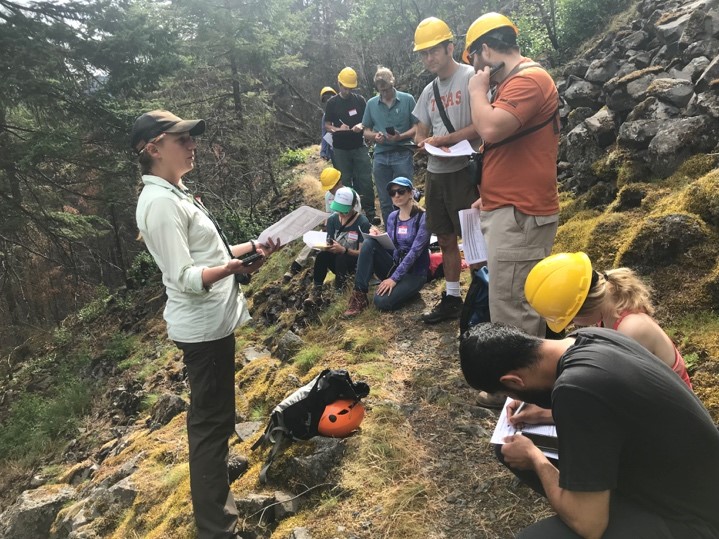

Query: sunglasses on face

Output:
[389, 188, 409, 197]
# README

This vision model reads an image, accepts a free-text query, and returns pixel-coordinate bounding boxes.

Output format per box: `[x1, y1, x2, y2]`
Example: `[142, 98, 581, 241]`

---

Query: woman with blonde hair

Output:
[132, 109, 279, 538]
[525, 252, 691, 389]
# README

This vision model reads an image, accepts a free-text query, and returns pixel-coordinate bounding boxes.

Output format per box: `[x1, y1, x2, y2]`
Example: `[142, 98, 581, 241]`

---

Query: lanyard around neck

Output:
[166, 183, 234, 259]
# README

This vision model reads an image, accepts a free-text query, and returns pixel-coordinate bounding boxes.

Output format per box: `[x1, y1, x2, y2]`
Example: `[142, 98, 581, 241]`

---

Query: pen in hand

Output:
[512, 401, 527, 433]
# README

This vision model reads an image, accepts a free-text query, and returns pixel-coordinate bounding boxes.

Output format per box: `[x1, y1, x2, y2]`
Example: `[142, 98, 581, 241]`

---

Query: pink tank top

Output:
[613, 312, 693, 390]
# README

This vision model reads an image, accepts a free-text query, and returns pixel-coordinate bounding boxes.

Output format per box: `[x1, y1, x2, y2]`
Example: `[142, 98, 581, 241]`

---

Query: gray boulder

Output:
[585, 107, 619, 147]
[694, 90, 719, 118]
[276, 330, 304, 362]
[627, 71, 668, 101]
[619, 213, 709, 270]
[679, 6, 717, 49]
[562, 59, 590, 78]
[565, 107, 595, 131]
[289, 528, 312, 539]
[585, 58, 621, 83]
[235, 420, 263, 442]
[148, 393, 187, 429]
[618, 120, 661, 149]
[682, 37, 719, 61]
[564, 78, 602, 108]
[273, 490, 301, 521]
[622, 30, 651, 51]
[0, 485, 76, 539]
[654, 12, 693, 43]
[695, 53, 719, 92]
[626, 96, 681, 121]
[53, 474, 139, 538]
[686, 56, 712, 81]
[236, 493, 276, 525]
[628, 50, 653, 69]
[285, 437, 345, 486]
[645, 78, 694, 107]
[563, 123, 605, 187]
[648, 115, 719, 176]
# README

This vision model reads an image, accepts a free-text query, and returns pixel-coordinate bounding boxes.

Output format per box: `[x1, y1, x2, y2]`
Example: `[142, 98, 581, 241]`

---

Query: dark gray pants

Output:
[494, 446, 713, 538]
[176, 334, 238, 539]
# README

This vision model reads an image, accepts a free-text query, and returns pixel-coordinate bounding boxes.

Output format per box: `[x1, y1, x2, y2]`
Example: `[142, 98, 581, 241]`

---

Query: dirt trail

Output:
[381, 285, 551, 538]
[291, 150, 552, 537]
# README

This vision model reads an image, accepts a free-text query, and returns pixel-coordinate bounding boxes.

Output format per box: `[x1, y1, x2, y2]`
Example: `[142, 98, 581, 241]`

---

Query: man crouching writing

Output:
[459, 322, 719, 539]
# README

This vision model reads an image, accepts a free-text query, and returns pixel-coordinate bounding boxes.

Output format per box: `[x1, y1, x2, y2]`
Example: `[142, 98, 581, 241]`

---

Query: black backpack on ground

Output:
[459, 266, 491, 334]
[251, 368, 369, 483]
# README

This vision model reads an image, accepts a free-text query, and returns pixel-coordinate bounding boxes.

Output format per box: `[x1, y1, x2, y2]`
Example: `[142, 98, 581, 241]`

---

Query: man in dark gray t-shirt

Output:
[460, 323, 719, 539]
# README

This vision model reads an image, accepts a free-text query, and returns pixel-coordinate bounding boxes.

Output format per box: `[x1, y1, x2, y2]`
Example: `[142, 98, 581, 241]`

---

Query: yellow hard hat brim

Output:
[546, 318, 570, 333]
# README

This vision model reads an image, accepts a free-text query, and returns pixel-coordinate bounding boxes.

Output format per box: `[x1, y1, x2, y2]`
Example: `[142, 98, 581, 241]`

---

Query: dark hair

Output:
[474, 27, 518, 54]
[459, 323, 542, 393]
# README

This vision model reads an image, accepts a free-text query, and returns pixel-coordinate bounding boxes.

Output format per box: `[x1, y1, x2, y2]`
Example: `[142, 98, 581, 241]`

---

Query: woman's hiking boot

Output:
[343, 290, 368, 317]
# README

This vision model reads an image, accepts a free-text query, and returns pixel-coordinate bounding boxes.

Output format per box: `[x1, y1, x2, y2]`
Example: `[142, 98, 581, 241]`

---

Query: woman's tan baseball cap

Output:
[131, 110, 205, 154]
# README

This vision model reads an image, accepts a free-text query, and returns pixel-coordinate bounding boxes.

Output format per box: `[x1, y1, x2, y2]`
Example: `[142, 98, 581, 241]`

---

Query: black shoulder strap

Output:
[432, 79, 455, 133]
[485, 62, 559, 152]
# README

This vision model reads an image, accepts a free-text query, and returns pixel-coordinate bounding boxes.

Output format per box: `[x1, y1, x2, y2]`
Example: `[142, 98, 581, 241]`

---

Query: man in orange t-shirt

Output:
[464, 13, 560, 406]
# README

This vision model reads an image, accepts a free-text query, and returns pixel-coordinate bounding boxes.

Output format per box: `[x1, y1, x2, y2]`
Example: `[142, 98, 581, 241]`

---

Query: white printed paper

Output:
[303, 230, 329, 249]
[491, 398, 558, 460]
[257, 206, 330, 247]
[458, 209, 488, 264]
[424, 139, 475, 157]
[323, 132, 333, 147]
[361, 231, 395, 250]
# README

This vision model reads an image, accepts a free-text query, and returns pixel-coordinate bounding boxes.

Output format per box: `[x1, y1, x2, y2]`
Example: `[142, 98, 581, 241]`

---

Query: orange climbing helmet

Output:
[318, 399, 365, 437]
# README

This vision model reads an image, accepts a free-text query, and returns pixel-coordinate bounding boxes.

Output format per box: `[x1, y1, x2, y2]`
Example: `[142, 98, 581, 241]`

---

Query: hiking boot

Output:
[343, 290, 368, 317]
[283, 261, 302, 281]
[421, 292, 463, 324]
[303, 285, 324, 309]
[475, 391, 507, 410]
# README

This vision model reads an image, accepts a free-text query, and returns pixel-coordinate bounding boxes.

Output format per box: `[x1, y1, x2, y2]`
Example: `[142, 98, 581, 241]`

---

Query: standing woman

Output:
[132, 110, 279, 539]
[344, 177, 430, 316]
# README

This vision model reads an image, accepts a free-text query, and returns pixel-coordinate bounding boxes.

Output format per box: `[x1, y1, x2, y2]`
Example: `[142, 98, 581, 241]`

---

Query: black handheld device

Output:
[490, 61, 505, 77]
[386, 126, 396, 135]
[239, 252, 263, 266]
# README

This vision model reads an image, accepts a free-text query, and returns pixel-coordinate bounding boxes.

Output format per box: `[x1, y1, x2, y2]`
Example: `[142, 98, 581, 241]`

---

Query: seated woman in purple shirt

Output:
[344, 177, 430, 316]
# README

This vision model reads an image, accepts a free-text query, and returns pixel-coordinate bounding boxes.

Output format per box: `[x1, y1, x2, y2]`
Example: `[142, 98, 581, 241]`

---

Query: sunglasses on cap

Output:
[389, 187, 410, 197]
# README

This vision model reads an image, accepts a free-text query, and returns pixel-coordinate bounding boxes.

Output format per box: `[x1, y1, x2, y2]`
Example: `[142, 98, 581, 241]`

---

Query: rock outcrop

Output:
[558, 0, 719, 192]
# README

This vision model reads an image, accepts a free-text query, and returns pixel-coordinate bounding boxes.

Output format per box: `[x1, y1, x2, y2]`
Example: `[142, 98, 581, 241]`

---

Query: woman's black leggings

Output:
[313, 250, 357, 288]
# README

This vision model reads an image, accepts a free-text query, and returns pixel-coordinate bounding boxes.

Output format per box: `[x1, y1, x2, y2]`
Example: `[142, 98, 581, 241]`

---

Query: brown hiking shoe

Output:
[475, 391, 506, 410]
[343, 290, 368, 317]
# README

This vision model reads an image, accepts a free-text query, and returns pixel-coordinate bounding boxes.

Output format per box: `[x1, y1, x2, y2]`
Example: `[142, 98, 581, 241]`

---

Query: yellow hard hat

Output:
[320, 167, 341, 191]
[320, 86, 337, 100]
[413, 17, 454, 52]
[462, 12, 519, 64]
[337, 67, 358, 89]
[524, 252, 593, 333]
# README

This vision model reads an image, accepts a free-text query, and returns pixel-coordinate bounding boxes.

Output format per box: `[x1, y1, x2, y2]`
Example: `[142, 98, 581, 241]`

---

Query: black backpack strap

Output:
[432, 79, 455, 133]
[255, 412, 295, 484]
[485, 63, 559, 152]
[484, 108, 559, 152]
